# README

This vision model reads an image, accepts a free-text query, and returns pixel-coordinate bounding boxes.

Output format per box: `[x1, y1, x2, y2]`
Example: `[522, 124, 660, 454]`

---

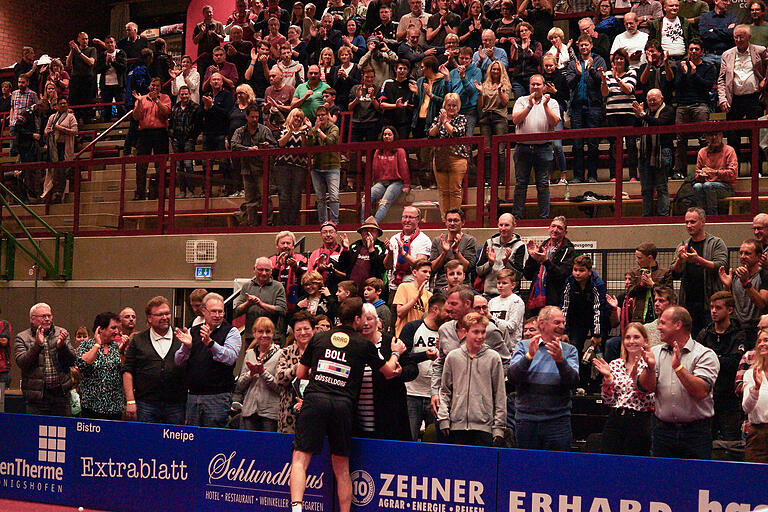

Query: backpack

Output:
[671, 175, 697, 216]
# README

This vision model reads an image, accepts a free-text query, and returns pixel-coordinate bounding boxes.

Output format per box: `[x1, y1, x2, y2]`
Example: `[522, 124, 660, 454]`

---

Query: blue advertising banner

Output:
[194, 427, 333, 512]
[496, 449, 768, 512]
[2, 412, 768, 512]
[348, 438, 499, 512]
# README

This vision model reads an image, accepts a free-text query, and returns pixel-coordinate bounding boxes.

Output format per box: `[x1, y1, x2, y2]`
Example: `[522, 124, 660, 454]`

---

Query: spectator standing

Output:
[742, 328, 768, 462]
[749, 1, 768, 46]
[201, 74, 234, 197]
[718, 239, 768, 344]
[717, 25, 766, 167]
[193, 5, 225, 75]
[385, 206, 433, 293]
[96, 36, 127, 122]
[393, 260, 433, 336]
[508, 306, 579, 450]
[601, 49, 638, 182]
[117, 22, 149, 64]
[363, 277, 393, 332]
[400, 295, 446, 441]
[307, 222, 345, 288]
[518, 0, 555, 50]
[66, 32, 97, 123]
[457, 0, 492, 50]
[427, 0, 461, 46]
[132, 78, 171, 201]
[331, 46, 362, 111]
[644, 286, 678, 347]
[275, 109, 311, 225]
[633, 88, 675, 216]
[272, 231, 310, 313]
[511, 74, 560, 220]
[593, 322, 655, 455]
[637, 39, 674, 106]
[339, 218, 390, 295]
[693, 131, 737, 214]
[673, 38, 716, 179]
[123, 296, 187, 424]
[650, 0, 695, 59]
[233, 257, 288, 343]
[488, 269, 526, 349]
[696, 291, 747, 440]
[523, 216, 576, 311]
[244, 41, 275, 100]
[236, 317, 282, 431]
[174, 293, 241, 428]
[307, 107, 341, 224]
[679, 0, 710, 27]
[671, 207, 728, 334]
[263, 68, 295, 131]
[627, 242, 673, 323]
[579, 17, 612, 62]
[566, 35, 607, 183]
[275, 312, 316, 433]
[203, 46, 239, 92]
[14, 303, 76, 416]
[632, 0, 664, 33]
[546, 28, 572, 70]
[169, 86, 203, 199]
[438, 313, 506, 446]
[8, 76, 39, 159]
[637, 306, 720, 459]
[380, 60, 416, 140]
[306, 14, 343, 63]
[429, 208, 478, 292]
[226, 0, 257, 42]
[428, 92, 468, 219]
[476, 213, 529, 296]
[349, 67, 383, 141]
[472, 30, 509, 74]
[476, 61, 512, 184]
[42, 97, 77, 204]
[593, 0, 624, 43]
[509, 23, 542, 99]
[76, 313, 124, 420]
[230, 103, 277, 225]
[397, 0, 431, 44]
[226, 25, 254, 83]
[14, 47, 40, 93]
[293, 65, 330, 122]
[699, 0, 737, 67]
[449, 48, 481, 139]
[612, 15, 649, 73]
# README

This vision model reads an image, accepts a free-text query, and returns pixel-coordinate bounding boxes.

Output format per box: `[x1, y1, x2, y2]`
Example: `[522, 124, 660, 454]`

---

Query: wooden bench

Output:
[719, 196, 768, 215]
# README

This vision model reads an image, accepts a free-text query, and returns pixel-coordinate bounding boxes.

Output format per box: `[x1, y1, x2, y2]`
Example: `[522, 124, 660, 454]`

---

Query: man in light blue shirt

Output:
[472, 29, 509, 71]
[449, 46, 482, 137]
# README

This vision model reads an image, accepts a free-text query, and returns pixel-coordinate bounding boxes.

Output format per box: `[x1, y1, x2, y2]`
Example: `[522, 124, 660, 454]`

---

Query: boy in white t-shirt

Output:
[488, 269, 525, 351]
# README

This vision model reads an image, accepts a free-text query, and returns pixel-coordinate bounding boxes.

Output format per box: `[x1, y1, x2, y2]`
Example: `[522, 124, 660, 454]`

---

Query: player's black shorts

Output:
[292, 392, 354, 456]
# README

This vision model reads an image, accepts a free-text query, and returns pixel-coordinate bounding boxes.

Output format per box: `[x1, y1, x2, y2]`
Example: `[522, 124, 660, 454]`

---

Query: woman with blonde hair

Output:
[236, 317, 281, 431]
[593, 322, 655, 455]
[275, 108, 312, 225]
[40, 58, 70, 99]
[227, 83, 257, 197]
[546, 27, 572, 70]
[317, 47, 336, 83]
[743, 328, 768, 462]
[475, 60, 511, 184]
[428, 92, 468, 219]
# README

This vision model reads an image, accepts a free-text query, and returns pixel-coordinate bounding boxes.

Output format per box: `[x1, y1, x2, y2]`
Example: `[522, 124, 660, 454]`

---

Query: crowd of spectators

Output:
[4, 0, 768, 220]
[5, 208, 768, 463]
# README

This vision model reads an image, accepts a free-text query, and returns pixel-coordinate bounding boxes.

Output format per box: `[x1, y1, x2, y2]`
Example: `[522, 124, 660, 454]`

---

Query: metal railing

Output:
[0, 118, 765, 236]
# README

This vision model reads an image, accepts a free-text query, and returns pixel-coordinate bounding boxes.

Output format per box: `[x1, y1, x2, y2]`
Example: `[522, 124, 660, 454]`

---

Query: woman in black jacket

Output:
[356, 302, 413, 440]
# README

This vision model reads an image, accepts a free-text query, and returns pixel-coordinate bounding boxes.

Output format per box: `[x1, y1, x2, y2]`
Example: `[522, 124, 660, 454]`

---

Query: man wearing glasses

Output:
[14, 303, 76, 416]
[384, 206, 432, 296]
[123, 296, 188, 424]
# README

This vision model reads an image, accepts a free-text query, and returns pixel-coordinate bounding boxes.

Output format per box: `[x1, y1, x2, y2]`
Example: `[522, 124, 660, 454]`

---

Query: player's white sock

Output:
[292, 501, 303, 512]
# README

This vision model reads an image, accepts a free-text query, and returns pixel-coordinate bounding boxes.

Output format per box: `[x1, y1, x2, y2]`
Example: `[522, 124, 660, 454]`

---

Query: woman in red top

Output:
[369, 125, 410, 223]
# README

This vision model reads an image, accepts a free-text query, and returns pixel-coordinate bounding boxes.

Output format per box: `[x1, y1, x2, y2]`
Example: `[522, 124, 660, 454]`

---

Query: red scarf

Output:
[393, 229, 420, 286]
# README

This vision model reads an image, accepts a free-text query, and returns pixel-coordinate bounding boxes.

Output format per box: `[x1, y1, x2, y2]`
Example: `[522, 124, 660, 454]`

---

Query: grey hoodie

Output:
[430, 319, 510, 396]
[437, 344, 506, 437]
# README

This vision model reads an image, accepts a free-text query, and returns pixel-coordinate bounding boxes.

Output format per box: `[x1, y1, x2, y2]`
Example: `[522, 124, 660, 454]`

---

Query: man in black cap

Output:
[289, 297, 406, 512]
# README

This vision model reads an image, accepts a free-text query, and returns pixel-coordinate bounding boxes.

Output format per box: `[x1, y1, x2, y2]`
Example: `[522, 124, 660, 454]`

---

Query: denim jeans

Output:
[461, 109, 478, 137]
[407, 395, 434, 442]
[311, 168, 340, 224]
[552, 119, 567, 173]
[570, 105, 602, 181]
[136, 399, 186, 425]
[639, 147, 671, 216]
[516, 416, 572, 451]
[370, 179, 404, 223]
[692, 181, 733, 215]
[173, 139, 198, 194]
[511, 78, 529, 100]
[512, 142, 552, 220]
[702, 53, 721, 70]
[675, 104, 710, 172]
[651, 417, 712, 459]
[274, 164, 307, 226]
[186, 392, 232, 428]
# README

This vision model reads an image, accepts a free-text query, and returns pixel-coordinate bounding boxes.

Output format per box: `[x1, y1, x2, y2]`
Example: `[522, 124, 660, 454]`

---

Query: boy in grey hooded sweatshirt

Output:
[437, 313, 506, 446]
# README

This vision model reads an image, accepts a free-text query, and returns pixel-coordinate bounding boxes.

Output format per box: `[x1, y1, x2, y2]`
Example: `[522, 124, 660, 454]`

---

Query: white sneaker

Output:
[558, 178, 568, 185]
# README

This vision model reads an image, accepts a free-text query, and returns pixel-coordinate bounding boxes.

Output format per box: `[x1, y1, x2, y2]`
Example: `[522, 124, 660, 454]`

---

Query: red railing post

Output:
[615, 135, 623, 219]
[157, 155, 167, 235]
[363, 148, 372, 220]
[168, 153, 177, 233]
[488, 135, 497, 225]
[73, 163, 81, 235]
[475, 138, 485, 227]
[752, 126, 760, 216]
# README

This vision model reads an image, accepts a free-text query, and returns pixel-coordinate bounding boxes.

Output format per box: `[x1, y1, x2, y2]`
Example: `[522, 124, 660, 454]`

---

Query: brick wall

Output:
[0, 0, 111, 68]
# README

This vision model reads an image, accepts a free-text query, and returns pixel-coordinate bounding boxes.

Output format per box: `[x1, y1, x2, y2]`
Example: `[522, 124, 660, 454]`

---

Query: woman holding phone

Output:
[236, 317, 282, 431]
[593, 322, 655, 455]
